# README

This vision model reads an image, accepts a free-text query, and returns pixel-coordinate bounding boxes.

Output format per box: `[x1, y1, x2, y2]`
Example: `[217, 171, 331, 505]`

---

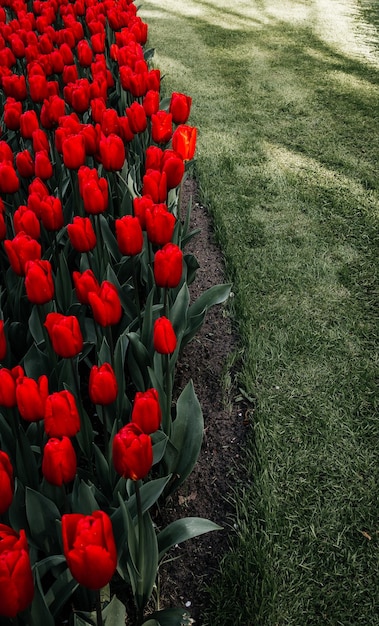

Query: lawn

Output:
[140, 1, 379, 624]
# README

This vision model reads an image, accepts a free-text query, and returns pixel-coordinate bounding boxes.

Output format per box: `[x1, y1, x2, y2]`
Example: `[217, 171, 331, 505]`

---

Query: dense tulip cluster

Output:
[0, 0, 229, 624]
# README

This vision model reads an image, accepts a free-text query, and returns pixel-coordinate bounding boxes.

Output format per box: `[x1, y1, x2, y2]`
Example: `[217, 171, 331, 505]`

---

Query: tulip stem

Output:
[95, 589, 104, 626]
[164, 352, 172, 438]
[135, 480, 144, 626]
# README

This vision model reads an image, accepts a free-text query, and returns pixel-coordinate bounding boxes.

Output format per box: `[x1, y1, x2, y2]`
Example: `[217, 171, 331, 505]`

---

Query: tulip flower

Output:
[0, 162, 20, 195]
[62, 511, 117, 590]
[151, 110, 173, 144]
[77, 40, 93, 67]
[143, 89, 160, 117]
[145, 203, 176, 246]
[78, 166, 108, 214]
[0, 451, 14, 514]
[112, 422, 153, 480]
[20, 110, 39, 139]
[142, 169, 167, 203]
[2, 74, 27, 100]
[169, 92, 192, 125]
[0, 525, 34, 618]
[115, 215, 144, 256]
[3, 98, 22, 131]
[88, 281, 122, 327]
[39, 195, 64, 231]
[67, 217, 96, 252]
[153, 316, 177, 354]
[35, 150, 53, 180]
[44, 313, 83, 358]
[16, 150, 35, 178]
[131, 388, 161, 435]
[0, 367, 23, 409]
[98, 133, 125, 171]
[126, 101, 147, 134]
[24, 259, 54, 305]
[4, 232, 41, 276]
[73, 269, 100, 306]
[44, 390, 81, 438]
[133, 195, 154, 230]
[0, 321, 6, 361]
[32, 129, 50, 153]
[42, 436, 77, 486]
[172, 124, 197, 161]
[154, 242, 183, 288]
[13, 205, 40, 239]
[16, 374, 49, 422]
[62, 134, 86, 169]
[161, 150, 185, 189]
[89, 363, 118, 405]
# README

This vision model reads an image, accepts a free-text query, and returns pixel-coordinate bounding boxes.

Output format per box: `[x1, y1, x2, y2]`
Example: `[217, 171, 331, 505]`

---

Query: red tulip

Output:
[16, 374, 49, 422]
[77, 40, 93, 67]
[142, 169, 167, 203]
[112, 422, 153, 480]
[153, 316, 177, 354]
[0, 162, 19, 195]
[67, 217, 96, 252]
[0, 525, 34, 618]
[4, 233, 41, 276]
[98, 133, 125, 171]
[28, 73, 48, 102]
[39, 195, 64, 231]
[73, 269, 100, 305]
[154, 242, 183, 288]
[88, 281, 122, 327]
[133, 195, 154, 230]
[3, 98, 22, 131]
[89, 363, 118, 405]
[13, 205, 40, 239]
[44, 313, 83, 358]
[161, 150, 185, 189]
[34, 150, 53, 180]
[169, 92, 192, 124]
[145, 145, 163, 171]
[151, 110, 172, 144]
[131, 388, 161, 434]
[145, 203, 175, 246]
[62, 511, 117, 590]
[32, 129, 50, 153]
[0, 321, 6, 361]
[126, 101, 147, 134]
[62, 134, 86, 169]
[20, 110, 39, 139]
[78, 166, 108, 214]
[0, 367, 23, 409]
[44, 390, 81, 438]
[24, 259, 54, 304]
[115, 215, 144, 256]
[40, 94, 66, 129]
[16, 150, 35, 178]
[1, 73, 27, 100]
[42, 436, 77, 486]
[142, 89, 160, 117]
[172, 124, 197, 161]
[0, 451, 13, 514]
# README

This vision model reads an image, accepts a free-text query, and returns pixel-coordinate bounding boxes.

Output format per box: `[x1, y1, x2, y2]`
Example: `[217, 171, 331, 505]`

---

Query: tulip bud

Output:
[154, 242, 183, 288]
[169, 92, 192, 125]
[145, 203, 176, 246]
[115, 215, 143, 256]
[44, 313, 83, 358]
[0, 451, 14, 514]
[24, 259, 54, 304]
[131, 388, 161, 434]
[16, 374, 49, 422]
[172, 124, 197, 161]
[44, 390, 81, 438]
[151, 110, 172, 144]
[0, 526, 34, 618]
[89, 363, 118, 405]
[88, 281, 122, 327]
[62, 511, 117, 590]
[112, 422, 153, 480]
[67, 216, 96, 252]
[153, 316, 177, 354]
[42, 436, 77, 486]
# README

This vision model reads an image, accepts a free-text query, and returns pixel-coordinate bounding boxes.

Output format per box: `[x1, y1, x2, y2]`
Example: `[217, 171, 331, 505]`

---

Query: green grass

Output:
[141, 2, 379, 624]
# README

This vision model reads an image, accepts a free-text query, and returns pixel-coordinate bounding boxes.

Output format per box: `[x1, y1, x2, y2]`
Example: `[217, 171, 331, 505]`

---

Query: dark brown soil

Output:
[155, 178, 248, 624]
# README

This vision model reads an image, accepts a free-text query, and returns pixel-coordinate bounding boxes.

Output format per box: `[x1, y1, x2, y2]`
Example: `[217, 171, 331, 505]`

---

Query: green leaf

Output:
[22, 342, 51, 380]
[71, 477, 99, 514]
[100, 214, 122, 263]
[152, 430, 168, 466]
[170, 283, 189, 337]
[188, 283, 231, 319]
[146, 608, 194, 626]
[103, 595, 127, 625]
[158, 517, 223, 560]
[136, 511, 158, 613]
[30, 568, 55, 626]
[25, 488, 61, 553]
[166, 381, 203, 496]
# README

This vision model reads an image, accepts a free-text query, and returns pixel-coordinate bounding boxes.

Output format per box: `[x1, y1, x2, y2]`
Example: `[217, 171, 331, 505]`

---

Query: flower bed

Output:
[0, 1, 231, 624]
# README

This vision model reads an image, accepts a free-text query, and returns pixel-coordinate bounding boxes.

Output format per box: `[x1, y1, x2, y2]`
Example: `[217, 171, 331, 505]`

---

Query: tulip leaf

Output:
[99, 214, 122, 263]
[152, 430, 168, 466]
[55, 250, 73, 312]
[45, 566, 78, 617]
[145, 608, 194, 626]
[136, 510, 158, 613]
[16, 428, 39, 491]
[31, 567, 55, 626]
[128, 475, 172, 521]
[188, 283, 231, 319]
[8, 479, 27, 532]
[28, 305, 46, 346]
[157, 517, 223, 560]
[22, 342, 51, 380]
[103, 594, 127, 625]
[115, 493, 138, 591]
[71, 477, 99, 515]
[170, 282, 189, 336]
[183, 252, 200, 286]
[26, 488, 61, 553]
[126, 332, 151, 390]
[166, 380, 203, 496]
